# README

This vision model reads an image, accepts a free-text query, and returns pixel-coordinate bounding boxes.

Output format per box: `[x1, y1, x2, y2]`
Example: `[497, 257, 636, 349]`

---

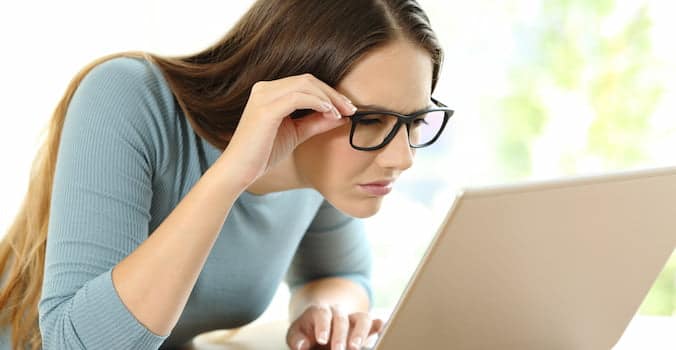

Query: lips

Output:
[362, 180, 393, 186]
[358, 180, 394, 196]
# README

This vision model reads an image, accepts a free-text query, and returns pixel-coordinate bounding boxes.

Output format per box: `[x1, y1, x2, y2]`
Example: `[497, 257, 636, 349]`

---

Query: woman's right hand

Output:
[219, 73, 357, 188]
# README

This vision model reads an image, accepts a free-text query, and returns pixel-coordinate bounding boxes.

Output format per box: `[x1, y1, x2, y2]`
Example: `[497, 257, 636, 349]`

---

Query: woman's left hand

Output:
[286, 303, 384, 350]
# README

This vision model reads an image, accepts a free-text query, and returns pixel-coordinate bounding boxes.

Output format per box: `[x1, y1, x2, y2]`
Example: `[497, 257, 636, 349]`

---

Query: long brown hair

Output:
[0, 0, 443, 348]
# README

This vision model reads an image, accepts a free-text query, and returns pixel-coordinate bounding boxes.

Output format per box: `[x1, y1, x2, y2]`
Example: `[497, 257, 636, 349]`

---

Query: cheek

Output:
[295, 128, 385, 218]
[316, 135, 367, 186]
[296, 126, 372, 190]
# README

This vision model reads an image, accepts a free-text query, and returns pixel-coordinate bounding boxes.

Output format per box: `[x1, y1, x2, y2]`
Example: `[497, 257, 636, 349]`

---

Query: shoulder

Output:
[65, 55, 181, 173]
[87, 56, 154, 81]
[76, 56, 176, 113]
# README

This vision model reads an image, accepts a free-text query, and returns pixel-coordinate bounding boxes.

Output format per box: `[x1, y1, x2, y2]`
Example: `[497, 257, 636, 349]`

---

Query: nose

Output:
[375, 125, 414, 171]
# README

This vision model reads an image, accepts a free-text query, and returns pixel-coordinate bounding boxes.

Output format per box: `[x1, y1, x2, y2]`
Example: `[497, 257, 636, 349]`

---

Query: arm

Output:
[38, 58, 246, 349]
[111, 144, 243, 335]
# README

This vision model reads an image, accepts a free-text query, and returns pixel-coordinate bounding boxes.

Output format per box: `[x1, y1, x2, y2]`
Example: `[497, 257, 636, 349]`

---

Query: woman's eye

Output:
[413, 117, 429, 126]
[357, 118, 382, 126]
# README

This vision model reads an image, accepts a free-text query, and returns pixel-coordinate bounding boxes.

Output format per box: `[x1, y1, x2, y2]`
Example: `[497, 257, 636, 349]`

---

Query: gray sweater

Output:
[0, 57, 372, 350]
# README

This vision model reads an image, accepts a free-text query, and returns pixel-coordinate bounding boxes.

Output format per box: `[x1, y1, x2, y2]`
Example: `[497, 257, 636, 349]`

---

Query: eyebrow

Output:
[354, 103, 433, 115]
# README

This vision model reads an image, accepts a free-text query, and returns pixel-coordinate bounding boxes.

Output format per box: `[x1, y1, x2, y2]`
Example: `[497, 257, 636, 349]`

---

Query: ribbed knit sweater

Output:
[0, 57, 372, 350]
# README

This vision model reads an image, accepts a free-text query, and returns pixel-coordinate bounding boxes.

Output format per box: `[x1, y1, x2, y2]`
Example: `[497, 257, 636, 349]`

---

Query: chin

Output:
[327, 196, 384, 218]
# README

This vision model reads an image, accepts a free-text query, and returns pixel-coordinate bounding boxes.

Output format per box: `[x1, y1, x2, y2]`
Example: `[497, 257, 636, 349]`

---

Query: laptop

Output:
[368, 165, 676, 350]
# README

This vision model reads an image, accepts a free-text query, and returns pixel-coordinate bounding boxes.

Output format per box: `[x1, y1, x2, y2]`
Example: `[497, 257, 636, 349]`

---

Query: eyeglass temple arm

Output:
[431, 96, 447, 108]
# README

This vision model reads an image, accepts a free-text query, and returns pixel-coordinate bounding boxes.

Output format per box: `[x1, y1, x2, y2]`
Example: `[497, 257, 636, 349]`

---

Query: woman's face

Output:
[293, 39, 434, 218]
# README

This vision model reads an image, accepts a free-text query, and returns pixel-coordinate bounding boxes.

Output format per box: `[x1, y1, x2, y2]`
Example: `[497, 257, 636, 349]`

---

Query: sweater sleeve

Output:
[38, 58, 170, 350]
[285, 200, 374, 308]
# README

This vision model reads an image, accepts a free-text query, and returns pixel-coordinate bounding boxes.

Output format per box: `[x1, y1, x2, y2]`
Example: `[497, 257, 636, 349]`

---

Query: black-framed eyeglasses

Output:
[347, 97, 454, 151]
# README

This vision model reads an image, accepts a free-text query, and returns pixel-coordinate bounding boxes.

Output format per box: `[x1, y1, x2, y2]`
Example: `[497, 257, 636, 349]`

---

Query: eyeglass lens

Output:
[352, 110, 446, 148]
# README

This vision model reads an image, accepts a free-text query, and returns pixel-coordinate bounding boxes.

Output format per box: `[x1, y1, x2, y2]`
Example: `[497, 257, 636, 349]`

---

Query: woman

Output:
[0, 0, 451, 349]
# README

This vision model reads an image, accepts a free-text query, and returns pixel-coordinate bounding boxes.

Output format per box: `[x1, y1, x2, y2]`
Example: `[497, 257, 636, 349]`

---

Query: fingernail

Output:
[336, 342, 346, 350]
[296, 338, 305, 350]
[342, 96, 357, 113]
[331, 106, 342, 119]
[318, 331, 329, 344]
[351, 337, 362, 348]
[320, 101, 333, 112]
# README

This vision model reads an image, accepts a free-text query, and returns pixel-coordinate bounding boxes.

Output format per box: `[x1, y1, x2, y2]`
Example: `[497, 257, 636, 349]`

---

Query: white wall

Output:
[0, 0, 257, 233]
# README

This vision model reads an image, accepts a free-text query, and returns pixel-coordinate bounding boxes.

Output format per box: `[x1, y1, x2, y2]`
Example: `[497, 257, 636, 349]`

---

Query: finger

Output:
[270, 91, 341, 121]
[330, 305, 350, 350]
[347, 314, 371, 350]
[291, 74, 357, 116]
[286, 323, 311, 350]
[312, 304, 333, 346]
[362, 319, 385, 349]
[370, 318, 385, 335]
[265, 74, 357, 116]
[267, 91, 349, 144]
[295, 337, 310, 350]
[232, 91, 340, 152]
[293, 112, 350, 144]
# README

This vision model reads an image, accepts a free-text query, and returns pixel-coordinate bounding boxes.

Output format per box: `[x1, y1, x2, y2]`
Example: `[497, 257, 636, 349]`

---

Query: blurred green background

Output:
[367, 0, 676, 317]
[494, 0, 675, 316]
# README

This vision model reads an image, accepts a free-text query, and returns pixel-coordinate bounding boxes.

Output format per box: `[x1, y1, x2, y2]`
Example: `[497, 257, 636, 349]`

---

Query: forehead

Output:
[337, 40, 434, 114]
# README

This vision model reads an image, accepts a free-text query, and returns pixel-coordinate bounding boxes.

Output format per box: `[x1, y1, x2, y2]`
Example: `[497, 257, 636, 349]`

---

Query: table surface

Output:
[188, 315, 676, 350]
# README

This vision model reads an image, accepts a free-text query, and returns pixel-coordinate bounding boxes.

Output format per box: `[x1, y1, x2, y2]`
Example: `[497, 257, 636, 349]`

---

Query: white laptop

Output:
[369, 166, 676, 350]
